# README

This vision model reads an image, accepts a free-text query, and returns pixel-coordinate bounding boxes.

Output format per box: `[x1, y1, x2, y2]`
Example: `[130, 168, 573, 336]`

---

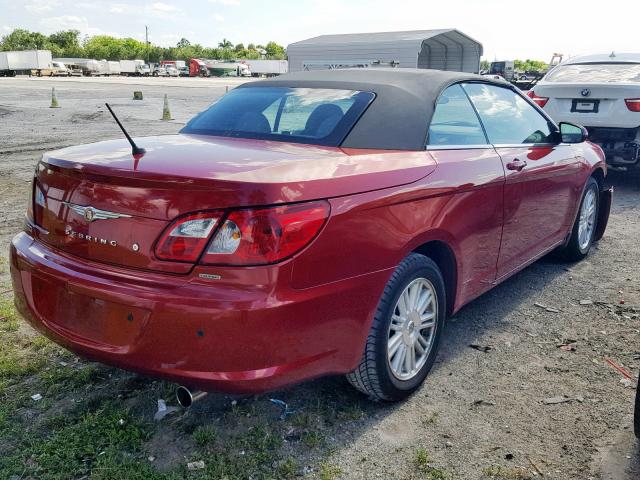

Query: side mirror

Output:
[559, 122, 588, 143]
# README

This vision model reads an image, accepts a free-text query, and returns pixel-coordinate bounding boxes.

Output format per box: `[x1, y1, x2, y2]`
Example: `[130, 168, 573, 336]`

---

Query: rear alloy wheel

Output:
[387, 278, 438, 381]
[347, 253, 446, 401]
[561, 177, 599, 261]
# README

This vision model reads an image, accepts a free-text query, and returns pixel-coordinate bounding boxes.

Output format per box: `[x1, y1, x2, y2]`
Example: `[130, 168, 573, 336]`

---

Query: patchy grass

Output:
[319, 462, 342, 480]
[192, 425, 217, 446]
[302, 430, 325, 448]
[276, 457, 300, 478]
[482, 465, 534, 480]
[415, 447, 431, 469]
[5, 404, 147, 479]
[421, 411, 439, 426]
[414, 448, 451, 479]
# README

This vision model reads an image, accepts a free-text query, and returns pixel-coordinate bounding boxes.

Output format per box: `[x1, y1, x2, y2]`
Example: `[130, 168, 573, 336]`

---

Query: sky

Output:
[1, 0, 638, 60]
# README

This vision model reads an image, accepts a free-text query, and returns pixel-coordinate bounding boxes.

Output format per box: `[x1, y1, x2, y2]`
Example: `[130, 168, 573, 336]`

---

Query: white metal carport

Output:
[287, 29, 483, 74]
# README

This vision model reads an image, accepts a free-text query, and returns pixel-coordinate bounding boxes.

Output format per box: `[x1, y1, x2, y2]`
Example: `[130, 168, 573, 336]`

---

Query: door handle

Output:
[506, 159, 527, 171]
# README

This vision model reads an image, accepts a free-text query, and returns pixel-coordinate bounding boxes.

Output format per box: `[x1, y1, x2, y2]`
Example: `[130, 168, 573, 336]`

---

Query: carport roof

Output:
[288, 28, 483, 55]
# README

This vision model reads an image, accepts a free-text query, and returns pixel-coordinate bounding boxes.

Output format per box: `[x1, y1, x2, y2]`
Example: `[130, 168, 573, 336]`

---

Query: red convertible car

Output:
[11, 69, 611, 401]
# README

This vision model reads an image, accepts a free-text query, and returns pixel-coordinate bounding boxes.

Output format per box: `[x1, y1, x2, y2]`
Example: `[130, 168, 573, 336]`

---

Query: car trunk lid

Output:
[32, 134, 435, 272]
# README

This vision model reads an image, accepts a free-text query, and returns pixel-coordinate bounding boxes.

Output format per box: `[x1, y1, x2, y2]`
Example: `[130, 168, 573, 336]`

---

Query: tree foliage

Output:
[0, 28, 287, 62]
[514, 59, 548, 72]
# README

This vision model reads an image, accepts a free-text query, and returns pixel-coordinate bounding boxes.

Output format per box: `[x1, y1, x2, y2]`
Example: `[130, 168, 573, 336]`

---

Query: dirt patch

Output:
[70, 111, 106, 122]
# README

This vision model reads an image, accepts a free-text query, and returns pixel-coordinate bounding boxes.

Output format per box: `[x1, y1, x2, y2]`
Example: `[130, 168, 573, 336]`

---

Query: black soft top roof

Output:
[238, 68, 507, 150]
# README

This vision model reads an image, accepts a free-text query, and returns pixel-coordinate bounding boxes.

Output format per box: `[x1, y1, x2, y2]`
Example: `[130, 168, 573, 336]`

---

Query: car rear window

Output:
[181, 87, 375, 146]
[545, 63, 640, 83]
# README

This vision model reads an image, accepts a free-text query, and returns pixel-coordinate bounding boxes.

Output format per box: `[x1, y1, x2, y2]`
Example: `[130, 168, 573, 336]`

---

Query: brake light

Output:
[155, 212, 221, 262]
[26, 180, 35, 223]
[527, 90, 548, 108]
[625, 98, 640, 112]
[202, 201, 330, 265]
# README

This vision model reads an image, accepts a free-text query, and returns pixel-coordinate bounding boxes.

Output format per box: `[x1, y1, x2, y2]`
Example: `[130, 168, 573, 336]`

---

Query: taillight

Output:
[527, 90, 548, 108]
[625, 98, 640, 112]
[30, 180, 46, 227]
[155, 212, 221, 262]
[26, 180, 35, 223]
[202, 200, 330, 265]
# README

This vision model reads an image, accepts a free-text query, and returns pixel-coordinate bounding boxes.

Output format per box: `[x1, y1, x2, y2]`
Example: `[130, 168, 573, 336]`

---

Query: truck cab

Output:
[489, 61, 515, 81]
[189, 58, 209, 77]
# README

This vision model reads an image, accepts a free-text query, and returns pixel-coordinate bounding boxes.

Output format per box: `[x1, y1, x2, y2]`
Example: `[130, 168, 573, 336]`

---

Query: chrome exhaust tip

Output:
[176, 386, 207, 408]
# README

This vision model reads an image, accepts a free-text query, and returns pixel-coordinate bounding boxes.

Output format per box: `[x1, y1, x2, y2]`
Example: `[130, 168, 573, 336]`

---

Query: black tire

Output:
[346, 253, 446, 401]
[635, 376, 640, 438]
[560, 177, 599, 262]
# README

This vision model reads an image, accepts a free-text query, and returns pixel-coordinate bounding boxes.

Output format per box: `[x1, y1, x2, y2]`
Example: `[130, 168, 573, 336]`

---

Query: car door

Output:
[462, 82, 581, 279]
[426, 84, 505, 304]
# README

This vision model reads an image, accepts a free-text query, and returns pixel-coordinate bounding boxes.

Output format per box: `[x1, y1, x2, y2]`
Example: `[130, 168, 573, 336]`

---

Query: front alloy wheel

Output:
[577, 187, 597, 251]
[347, 253, 446, 401]
[561, 176, 600, 261]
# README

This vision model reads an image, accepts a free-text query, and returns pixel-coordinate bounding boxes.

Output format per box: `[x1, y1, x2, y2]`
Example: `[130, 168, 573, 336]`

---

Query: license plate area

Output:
[32, 275, 150, 348]
[571, 99, 599, 113]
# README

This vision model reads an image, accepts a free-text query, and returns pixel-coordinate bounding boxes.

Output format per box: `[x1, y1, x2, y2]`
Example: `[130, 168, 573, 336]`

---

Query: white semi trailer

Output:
[245, 60, 288, 77]
[107, 61, 121, 75]
[0, 50, 53, 76]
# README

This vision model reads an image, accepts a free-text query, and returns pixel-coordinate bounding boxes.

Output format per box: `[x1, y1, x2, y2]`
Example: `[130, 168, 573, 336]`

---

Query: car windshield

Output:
[545, 63, 640, 83]
[181, 87, 375, 146]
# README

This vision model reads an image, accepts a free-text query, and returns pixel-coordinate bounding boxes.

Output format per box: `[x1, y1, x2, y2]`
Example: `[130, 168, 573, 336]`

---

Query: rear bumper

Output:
[586, 127, 640, 167]
[10, 232, 388, 393]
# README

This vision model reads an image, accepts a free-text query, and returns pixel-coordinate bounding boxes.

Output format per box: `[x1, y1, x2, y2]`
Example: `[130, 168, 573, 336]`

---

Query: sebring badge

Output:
[65, 228, 118, 246]
[63, 202, 132, 222]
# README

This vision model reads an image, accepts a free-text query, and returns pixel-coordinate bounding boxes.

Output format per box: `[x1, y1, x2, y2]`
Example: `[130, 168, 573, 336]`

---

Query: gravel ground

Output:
[0, 76, 639, 480]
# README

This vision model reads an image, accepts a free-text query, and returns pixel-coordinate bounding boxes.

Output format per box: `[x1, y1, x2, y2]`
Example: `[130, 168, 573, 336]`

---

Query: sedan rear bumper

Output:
[10, 232, 388, 393]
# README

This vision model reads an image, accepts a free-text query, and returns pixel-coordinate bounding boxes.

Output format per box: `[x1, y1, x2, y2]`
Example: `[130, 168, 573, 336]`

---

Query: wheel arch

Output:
[590, 167, 612, 242]
[412, 240, 457, 317]
[591, 166, 605, 190]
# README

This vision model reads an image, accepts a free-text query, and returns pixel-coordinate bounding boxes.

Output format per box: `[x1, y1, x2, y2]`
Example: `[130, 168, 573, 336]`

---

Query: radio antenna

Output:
[105, 103, 146, 155]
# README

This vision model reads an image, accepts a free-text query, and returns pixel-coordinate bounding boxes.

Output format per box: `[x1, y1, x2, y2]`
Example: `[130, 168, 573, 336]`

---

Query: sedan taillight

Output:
[26, 179, 35, 223]
[527, 90, 549, 108]
[625, 98, 640, 112]
[155, 201, 330, 265]
[203, 201, 330, 265]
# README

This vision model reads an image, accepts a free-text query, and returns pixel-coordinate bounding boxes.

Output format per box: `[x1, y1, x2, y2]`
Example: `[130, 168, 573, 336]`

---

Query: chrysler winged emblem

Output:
[63, 202, 131, 222]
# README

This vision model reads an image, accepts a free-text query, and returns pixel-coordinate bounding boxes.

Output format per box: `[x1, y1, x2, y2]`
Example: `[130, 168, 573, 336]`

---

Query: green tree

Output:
[48, 30, 80, 50]
[0, 28, 288, 64]
[514, 59, 547, 72]
[83, 35, 124, 60]
[1, 29, 49, 50]
[264, 41, 286, 59]
[176, 37, 191, 48]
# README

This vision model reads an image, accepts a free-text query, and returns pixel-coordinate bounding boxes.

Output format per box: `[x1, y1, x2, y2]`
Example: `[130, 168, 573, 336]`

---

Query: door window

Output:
[427, 84, 487, 146]
[462, 83, 555, 145]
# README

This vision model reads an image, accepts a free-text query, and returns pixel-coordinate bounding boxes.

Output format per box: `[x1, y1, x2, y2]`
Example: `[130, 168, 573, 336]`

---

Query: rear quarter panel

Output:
[291, 148, 505, 312]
